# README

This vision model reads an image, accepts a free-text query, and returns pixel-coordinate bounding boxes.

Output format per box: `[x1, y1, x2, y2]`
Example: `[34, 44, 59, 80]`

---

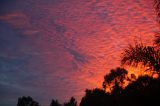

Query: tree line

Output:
[17, 96, 77, 106]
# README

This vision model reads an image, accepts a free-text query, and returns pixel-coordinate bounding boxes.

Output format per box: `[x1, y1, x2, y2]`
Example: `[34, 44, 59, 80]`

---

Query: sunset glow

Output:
[0, 0, 159, 106]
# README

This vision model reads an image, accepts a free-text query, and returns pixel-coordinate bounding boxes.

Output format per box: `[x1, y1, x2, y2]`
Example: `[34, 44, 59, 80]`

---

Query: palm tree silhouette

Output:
[121, 43, 160, 72]
[121, 0, 160, 73]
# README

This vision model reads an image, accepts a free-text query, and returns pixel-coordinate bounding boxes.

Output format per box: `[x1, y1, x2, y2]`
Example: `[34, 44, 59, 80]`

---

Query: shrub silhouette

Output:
[64, 97, 77, 106]
[50, 99, 61, 106]
[17, 96, 40, 106]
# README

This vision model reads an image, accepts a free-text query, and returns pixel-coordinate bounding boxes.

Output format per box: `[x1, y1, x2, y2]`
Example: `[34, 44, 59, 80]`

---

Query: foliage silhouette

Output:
[63, 97, 77, 106]
[121, 43, 160, 72]
[103, 67, 128, 90]
[50, 99, 61, 106]
[17, 96, 40, 106]
[80, 88, 114, 106]
[121, 75, 160, 106]
[80, 76, 160, 106]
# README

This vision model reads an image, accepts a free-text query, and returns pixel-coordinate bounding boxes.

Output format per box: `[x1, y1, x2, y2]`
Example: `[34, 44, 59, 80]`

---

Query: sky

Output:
[0, 0, 158, 106]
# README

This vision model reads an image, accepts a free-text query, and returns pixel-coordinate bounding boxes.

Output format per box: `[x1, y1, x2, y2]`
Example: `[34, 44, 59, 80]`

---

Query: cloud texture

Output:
[0, 0, 158, 106]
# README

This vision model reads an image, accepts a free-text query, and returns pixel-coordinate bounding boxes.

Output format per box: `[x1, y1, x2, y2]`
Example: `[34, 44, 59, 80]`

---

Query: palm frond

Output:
[121, 43, 160, 72]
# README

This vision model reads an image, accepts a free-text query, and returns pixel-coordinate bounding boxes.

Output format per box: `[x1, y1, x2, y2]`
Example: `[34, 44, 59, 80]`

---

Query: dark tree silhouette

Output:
[80, 88, 114, 106]
[80, 76, 160, 106]
[121, 43, 160, 72]
[103, 67, 128, 90]
[64, 97, 77, 106]
[50, 99, 61, 106]
[121, 75, 160, 106]
[17, 96, 40, 106]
